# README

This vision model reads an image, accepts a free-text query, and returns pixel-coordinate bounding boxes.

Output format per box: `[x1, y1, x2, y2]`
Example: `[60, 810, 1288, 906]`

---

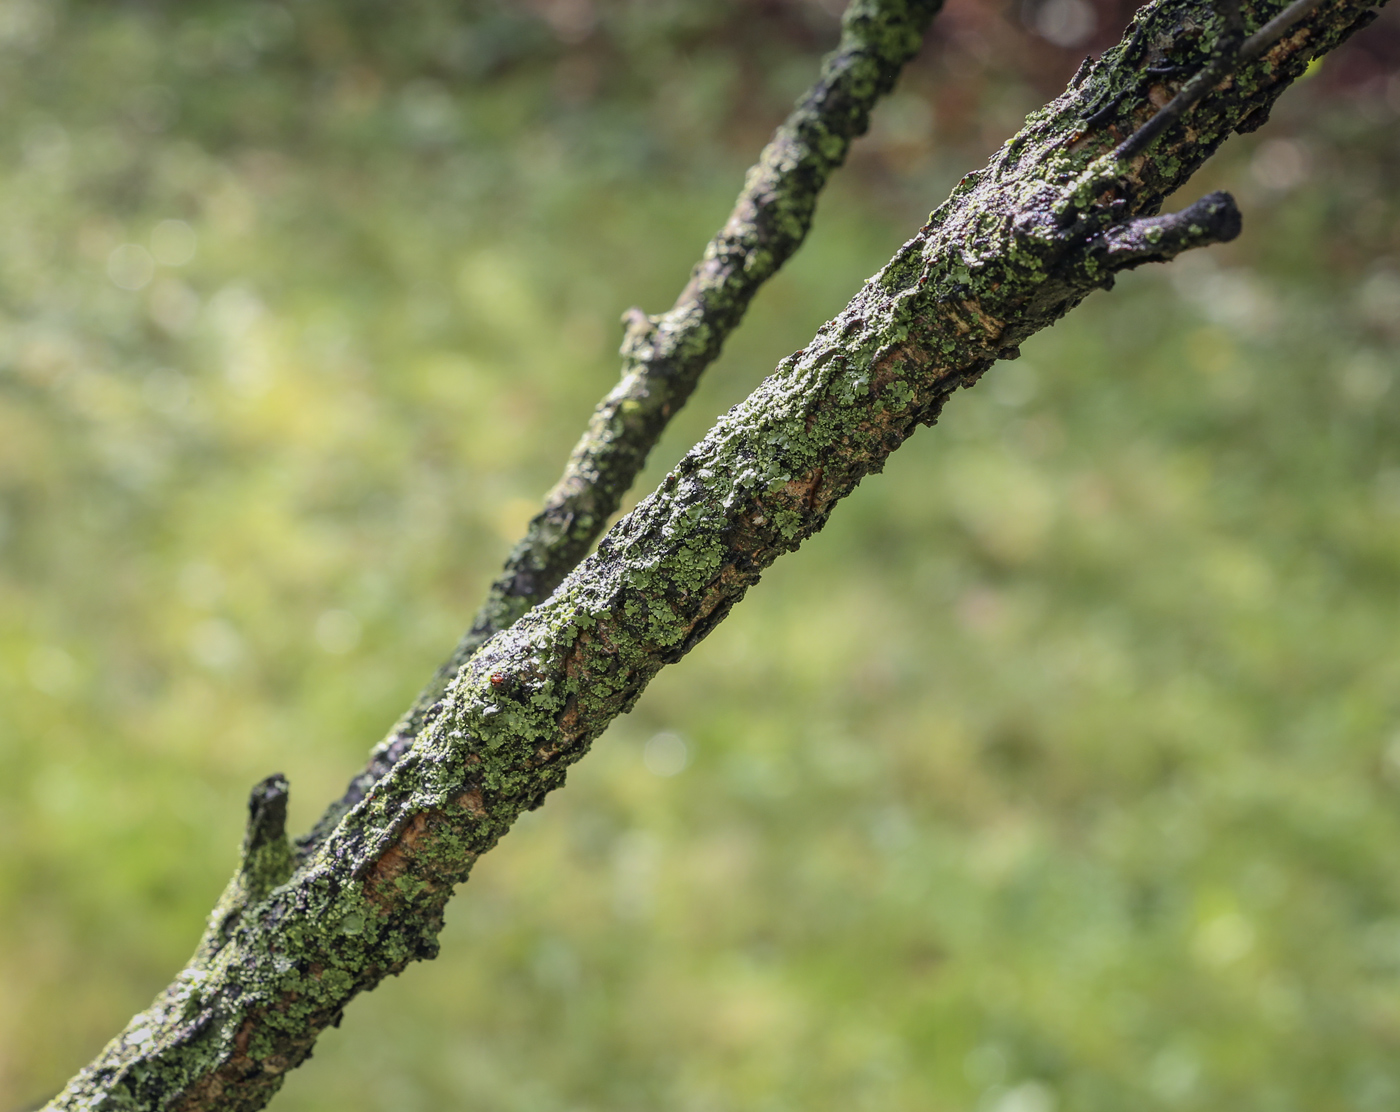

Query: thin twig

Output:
[1115, 0, 1327, 161]
[1241, 0, 1331, 57]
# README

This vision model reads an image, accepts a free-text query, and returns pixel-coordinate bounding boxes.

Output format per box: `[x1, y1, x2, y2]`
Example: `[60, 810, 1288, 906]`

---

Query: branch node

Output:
[244, 773, 290, 861]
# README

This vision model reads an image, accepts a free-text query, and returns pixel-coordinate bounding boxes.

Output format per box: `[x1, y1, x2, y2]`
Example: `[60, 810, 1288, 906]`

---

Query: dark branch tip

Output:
[244, 773, 290, 855]
[1094, 191, 1241, 270]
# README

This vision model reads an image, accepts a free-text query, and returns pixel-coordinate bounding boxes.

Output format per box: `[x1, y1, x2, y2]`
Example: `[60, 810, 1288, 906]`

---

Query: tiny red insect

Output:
[489, 673, 506, 687]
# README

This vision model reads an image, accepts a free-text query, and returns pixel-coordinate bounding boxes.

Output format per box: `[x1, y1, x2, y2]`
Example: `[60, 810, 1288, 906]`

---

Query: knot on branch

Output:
[236, 773, 294, 907]
[619, 306, 661, 361]
[1101, 189, 1241, 261]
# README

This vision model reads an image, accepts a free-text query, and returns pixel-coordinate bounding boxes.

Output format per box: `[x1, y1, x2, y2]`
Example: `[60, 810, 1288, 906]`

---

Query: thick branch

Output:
[49, 0, 1380, 1108]
[301, 0, 946, 853]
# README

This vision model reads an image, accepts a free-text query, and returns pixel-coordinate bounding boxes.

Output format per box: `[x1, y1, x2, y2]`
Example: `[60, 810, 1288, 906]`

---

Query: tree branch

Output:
[299, 0, 947, 855]
[47, 0, 1381, 1107]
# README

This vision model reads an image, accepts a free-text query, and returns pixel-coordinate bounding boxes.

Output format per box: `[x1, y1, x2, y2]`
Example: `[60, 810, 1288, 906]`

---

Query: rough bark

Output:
[301, 0, 948, 856]
[47, 0, 1382, 1107]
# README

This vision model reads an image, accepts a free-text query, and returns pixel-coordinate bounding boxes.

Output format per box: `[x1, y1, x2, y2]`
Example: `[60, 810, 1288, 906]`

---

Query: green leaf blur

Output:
[2, 2, 1399, 1110]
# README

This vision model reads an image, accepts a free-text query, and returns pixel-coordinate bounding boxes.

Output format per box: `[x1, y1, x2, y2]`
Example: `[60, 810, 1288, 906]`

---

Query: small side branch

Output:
[1241, 0, 1334, 58]
[197, 775, 293, 961]
[1083, 191, 1243, 285]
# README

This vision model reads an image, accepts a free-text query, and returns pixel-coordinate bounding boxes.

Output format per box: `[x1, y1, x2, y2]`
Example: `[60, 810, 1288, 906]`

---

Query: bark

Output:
[301, 0, 948, 857]
[47, 0, 1382, 1108]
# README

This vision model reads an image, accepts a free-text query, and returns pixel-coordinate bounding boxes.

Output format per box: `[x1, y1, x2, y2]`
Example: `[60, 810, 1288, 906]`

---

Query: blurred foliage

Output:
[2, 0, 1400, 1109]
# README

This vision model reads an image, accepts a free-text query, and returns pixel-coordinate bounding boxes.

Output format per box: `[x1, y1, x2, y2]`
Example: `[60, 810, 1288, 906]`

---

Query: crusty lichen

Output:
[48, 0, 1382, 1108]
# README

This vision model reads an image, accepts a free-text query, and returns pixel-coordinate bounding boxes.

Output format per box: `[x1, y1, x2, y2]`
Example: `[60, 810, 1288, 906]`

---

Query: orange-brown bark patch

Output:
[685, 562, 758, 643]
[556, 693, 581, 742]
[364, 810, 437, 903]
[170, 1016, 256, 1111]
[782, 470, 824, 513]
[958, 300, 1006, 342]
[563, 631, 590, 679]
[870, 341, 929, 394]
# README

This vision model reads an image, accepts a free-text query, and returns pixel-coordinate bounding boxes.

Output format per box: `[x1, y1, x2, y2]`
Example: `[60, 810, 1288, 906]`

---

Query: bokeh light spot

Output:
[107, 244, 155, 290]
[315, 609, 362, 655]
[643, 731, 688, 777]
[189, 618, 244, 671]
[27, 645, 77, 696]
[1031, 0, 1096, 47]
[150, 220, 197, 267]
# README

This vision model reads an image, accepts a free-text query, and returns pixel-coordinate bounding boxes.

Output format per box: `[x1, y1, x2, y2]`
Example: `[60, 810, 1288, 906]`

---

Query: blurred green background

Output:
[3, 0, 1400, 1109]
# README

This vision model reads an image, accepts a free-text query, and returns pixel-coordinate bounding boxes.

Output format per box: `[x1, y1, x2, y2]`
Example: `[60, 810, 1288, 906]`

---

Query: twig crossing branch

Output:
[1115, 0, 1342, 161]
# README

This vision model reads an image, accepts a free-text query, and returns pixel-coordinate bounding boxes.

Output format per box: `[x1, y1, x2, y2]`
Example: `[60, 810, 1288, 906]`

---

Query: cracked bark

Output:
[47, 0, 1382, 1107]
